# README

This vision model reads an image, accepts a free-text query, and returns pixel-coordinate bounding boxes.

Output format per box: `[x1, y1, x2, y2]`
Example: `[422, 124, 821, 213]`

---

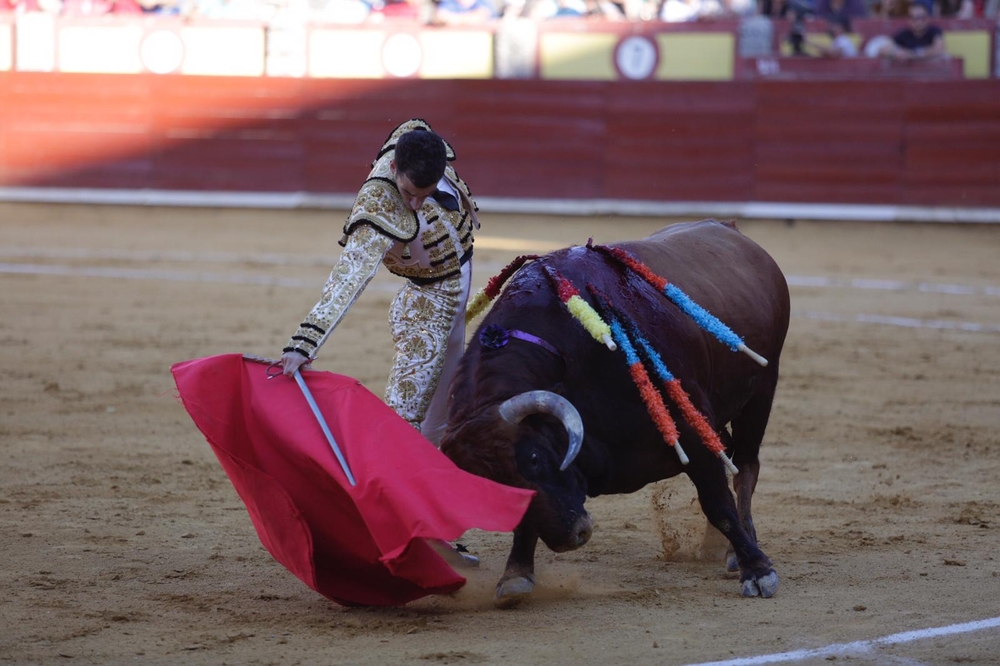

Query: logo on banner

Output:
[614, 35, 658, 80]
[141, 29, 185, 75]
[382, 33, 422, 78]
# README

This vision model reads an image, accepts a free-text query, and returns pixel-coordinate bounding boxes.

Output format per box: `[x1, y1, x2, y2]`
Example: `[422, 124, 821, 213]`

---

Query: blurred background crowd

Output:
[1, 0, 996, 27]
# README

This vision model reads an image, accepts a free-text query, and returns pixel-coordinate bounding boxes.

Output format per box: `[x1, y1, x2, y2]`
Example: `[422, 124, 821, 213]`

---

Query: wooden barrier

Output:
[1, 72, 999, 207]
[735, 56, 966, 80]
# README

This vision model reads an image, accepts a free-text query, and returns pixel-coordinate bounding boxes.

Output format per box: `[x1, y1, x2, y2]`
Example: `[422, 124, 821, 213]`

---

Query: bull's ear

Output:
[549, 382, 567, 396]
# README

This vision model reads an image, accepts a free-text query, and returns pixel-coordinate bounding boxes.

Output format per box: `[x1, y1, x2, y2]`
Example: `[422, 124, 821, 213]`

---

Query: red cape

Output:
[171, 354, 533, 607]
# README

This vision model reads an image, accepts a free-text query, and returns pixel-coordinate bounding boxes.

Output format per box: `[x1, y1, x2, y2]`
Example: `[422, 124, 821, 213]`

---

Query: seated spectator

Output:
[815, 0, 866, 20]
[62, 0, 142, 13]
[552, 0, 585, 14]
[192, 0, 266, 18]
[800, 16, 858, 56]
[758, 0, 790, 18]
[624, 0, 659, 17]
[661, 0, 752, 20]
[583, 0, 626, 16]
[433, 0, 496, 23]
[312, 0, 370, 22]
[871, 0, 909, 18]
[138, 0, 181, 13]
[869, 1, 946, 60]
[535, 0, 623, 15]
[369, 0, 422, 17]
[659, 0, 701, 20]
[935, 0, 974, 16]
[525, 0, 581, 16]
[1, 0, 42, 12]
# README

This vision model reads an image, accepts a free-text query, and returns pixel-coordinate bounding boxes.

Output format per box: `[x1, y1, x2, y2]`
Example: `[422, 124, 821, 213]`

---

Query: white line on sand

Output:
[684, 615, 1000, 666]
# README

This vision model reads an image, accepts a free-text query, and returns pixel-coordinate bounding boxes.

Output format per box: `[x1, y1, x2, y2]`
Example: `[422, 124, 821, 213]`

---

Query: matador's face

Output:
[390, 160, 438, 212]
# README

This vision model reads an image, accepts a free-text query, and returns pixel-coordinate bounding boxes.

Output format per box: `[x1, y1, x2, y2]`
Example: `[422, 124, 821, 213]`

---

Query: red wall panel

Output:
[1, 72, 999, 208]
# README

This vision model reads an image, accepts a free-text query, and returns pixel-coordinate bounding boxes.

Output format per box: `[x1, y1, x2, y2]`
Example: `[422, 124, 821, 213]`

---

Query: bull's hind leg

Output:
[687, 459, 778, 598]
[728, 375, 780, 572]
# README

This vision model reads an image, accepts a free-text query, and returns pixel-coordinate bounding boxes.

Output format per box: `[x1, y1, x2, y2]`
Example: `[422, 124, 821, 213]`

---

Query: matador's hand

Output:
[280, 351, 312, 377]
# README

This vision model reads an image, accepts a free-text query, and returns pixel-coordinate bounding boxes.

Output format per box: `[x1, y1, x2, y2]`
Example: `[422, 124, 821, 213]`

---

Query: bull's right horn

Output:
[499, 390, 584, 472]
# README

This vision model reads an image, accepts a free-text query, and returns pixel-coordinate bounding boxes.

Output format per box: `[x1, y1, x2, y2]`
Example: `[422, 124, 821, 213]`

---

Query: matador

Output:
[280, 119, 478, 446]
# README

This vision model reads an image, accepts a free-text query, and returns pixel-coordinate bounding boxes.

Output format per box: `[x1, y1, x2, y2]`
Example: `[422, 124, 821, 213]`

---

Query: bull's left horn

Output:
[499, 390, 584, 471]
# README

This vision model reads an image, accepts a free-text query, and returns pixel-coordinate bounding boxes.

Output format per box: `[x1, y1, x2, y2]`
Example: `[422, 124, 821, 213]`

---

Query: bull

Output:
[440, 219, 790, 604]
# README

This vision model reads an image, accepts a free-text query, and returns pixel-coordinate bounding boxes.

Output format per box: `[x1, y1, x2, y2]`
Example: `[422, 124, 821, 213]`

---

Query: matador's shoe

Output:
[429, 540, 480, 569]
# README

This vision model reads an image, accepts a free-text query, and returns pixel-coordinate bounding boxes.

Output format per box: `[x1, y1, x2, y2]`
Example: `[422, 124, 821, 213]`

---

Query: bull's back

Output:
[621, 219, 789, 360]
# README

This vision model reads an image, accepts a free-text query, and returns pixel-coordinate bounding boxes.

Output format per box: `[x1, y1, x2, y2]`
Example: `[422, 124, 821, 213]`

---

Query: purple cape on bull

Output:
[440, 219, 791, 605]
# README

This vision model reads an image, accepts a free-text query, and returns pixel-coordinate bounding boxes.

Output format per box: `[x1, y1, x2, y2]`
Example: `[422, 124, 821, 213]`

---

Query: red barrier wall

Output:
[2, 72, 999, 207]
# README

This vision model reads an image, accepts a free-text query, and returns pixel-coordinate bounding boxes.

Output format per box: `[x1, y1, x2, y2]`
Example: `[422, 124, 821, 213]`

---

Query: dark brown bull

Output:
[440, 219, 790, 604]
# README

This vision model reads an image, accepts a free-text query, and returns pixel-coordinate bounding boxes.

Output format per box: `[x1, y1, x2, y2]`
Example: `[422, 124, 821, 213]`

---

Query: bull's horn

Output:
[499, 390, 584, 472]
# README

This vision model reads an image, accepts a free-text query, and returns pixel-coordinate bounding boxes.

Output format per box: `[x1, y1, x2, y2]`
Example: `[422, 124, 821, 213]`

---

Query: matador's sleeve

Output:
[283, 225, 394, 360]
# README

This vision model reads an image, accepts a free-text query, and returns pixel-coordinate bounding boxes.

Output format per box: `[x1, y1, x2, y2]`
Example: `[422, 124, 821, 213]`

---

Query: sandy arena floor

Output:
[1, 202, 999, 665]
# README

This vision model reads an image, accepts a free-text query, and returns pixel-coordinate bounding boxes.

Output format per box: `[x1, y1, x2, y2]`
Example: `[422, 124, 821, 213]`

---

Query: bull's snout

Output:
[570, 512, 594, 548]
[544, 511, 594, 553]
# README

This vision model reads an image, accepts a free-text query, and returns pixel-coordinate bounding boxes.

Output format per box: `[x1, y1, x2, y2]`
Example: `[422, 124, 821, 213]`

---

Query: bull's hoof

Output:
[494, 575, 535, 608]
[741, 571, 779, 598]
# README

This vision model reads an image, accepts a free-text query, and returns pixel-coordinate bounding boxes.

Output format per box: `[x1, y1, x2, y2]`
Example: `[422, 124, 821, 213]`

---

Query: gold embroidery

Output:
[384, 274, 464, 429]
[344, 163, 418, 243]
[284, 226, 393, 358]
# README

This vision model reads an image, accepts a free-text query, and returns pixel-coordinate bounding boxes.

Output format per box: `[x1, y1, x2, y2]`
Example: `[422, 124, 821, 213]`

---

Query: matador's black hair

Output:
[395, 130, 447, 189]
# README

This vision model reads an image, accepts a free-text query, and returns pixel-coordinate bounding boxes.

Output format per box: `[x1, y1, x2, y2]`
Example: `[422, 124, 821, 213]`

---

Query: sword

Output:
[244, 354, 357, 487]
[292, 369, 357, 487]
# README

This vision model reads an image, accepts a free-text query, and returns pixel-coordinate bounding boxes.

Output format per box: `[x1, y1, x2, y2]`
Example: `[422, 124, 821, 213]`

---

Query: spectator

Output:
[62, 0, 142, 13]
[370, 0, 422, 17]
[800, 15, 859, 56]
[528, 0, 623, 16]
[623, 0, 658, 17]
[582, 0, 626, 16]
[137, 0, 181, 13]
[758, 0, 790, 18]
[311, 0, 370, 22]
[935, 0, 973, 16]
[193, 0, 267, 19]
[869, 1, 946, 60]
[815, 0, 866, 20]
[1, 0, 42, 12]
[660, 0, 702, 20]
[552, 0, 585, 15]
[872, 0, 909, 18]
[661, 0, 753, 20]
[433, 0, 496, 23]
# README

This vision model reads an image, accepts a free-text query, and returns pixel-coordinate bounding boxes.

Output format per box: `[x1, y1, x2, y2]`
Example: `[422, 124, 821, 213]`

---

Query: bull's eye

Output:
[529, 452, 540, 468]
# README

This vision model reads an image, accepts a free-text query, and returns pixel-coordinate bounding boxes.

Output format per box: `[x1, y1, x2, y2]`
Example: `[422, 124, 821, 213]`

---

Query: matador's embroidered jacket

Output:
[283, 119, 479, 362]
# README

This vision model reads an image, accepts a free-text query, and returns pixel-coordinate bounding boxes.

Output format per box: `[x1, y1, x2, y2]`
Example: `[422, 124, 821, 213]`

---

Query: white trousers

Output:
[384, 260, 472, 446]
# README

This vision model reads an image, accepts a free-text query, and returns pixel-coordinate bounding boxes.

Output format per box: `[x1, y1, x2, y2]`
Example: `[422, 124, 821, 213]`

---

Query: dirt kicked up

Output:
[2, 202, 999, 665]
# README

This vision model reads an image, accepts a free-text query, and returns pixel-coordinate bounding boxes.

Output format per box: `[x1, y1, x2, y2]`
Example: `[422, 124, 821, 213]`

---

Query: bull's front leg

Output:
[495, 523, 539, 607]
[688, 463, 778, 598]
